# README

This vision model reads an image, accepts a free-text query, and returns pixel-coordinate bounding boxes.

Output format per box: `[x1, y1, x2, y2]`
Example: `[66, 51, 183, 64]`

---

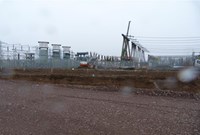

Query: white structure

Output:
[38, 41, 49, 60]
[62, 46, 71, 59]
[52, 44, 61, 59]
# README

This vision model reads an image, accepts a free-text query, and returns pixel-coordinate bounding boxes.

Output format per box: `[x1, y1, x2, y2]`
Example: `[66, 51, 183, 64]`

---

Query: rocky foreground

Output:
[0, 79, 199, 135]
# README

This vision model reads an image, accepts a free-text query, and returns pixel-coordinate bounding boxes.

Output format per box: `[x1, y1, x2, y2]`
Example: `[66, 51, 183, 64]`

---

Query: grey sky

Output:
[0, 0, 200, 56]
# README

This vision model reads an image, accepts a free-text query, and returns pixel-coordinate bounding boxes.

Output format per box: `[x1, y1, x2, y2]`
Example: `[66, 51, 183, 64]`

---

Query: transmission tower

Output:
[120, 21, 149, 62]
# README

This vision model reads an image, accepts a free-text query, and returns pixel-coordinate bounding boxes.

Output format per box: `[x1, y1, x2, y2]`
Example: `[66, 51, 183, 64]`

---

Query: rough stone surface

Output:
[0, 79, 199, 135]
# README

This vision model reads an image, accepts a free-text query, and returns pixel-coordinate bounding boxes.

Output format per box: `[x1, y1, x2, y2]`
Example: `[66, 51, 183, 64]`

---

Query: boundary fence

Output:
[0, 59, 195, 70]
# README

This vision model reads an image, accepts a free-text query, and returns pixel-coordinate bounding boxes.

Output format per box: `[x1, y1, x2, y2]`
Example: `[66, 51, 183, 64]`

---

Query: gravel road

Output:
[0, 79, 199, 135]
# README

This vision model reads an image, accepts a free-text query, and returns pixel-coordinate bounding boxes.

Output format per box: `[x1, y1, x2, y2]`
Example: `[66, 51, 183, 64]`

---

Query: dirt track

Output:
[0, 79, 200, 135]
[3, 69, 199, 93]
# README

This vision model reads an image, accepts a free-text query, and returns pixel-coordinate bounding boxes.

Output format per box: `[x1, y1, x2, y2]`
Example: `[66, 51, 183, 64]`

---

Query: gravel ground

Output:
[0, 79, 199, 135]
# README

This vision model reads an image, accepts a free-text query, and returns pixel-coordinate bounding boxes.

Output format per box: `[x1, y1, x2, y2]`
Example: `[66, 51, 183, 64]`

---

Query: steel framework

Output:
[121, 21, 149, 62]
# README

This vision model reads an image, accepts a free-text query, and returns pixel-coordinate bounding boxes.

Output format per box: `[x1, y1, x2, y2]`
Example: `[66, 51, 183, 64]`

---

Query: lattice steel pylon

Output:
[121, 21, 132, 61]
[120, 21, 149, 62]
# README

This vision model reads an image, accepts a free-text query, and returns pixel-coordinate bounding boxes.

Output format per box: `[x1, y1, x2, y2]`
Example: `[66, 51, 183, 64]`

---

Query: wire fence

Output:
[95, 61, 148, 69]
[0, 59, 80, 69]
[0, 59, 148, 70]
[0, 58, 195, 70]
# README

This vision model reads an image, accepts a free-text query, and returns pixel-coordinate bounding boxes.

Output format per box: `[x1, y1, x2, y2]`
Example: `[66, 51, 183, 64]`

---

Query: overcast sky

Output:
[0, 0, 200, 56]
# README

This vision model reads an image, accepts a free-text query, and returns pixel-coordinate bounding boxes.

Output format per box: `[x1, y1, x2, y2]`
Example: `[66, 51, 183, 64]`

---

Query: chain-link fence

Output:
[0, 59, 80, 69]
[148, 55, 194, 70]
[0, 58, 194, 70]
[95, 61, 148, 69]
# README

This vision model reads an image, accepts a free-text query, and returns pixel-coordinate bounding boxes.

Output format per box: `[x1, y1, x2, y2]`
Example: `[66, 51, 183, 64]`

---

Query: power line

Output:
[148, 49, 197, 51]
[134, 38, 200, 41]
[148, 48, 200, 50]
[141, 43, 200, 45]
[141, 44, 200, 46]
[149, 51, 198, 53]
[132, 36, 200, 39]
[151, 49, 198, 52]
[131, 38, 200, 42]
[150, 52, 193, 54]
[139, 42, 200, 45]
[138, 40, 200, 43]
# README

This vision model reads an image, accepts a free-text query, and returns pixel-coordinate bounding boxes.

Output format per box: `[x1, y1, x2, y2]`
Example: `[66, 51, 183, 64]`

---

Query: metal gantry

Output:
[121, 21, 149, 62]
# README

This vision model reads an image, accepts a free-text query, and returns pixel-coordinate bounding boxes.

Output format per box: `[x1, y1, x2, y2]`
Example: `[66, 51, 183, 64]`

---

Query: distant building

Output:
[62, 46, 71, 59]
[52, 44, 61, 59]
[38, 41, 49, 60]
[25, 53, 35, 60]
[76, 52, 89, 61]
